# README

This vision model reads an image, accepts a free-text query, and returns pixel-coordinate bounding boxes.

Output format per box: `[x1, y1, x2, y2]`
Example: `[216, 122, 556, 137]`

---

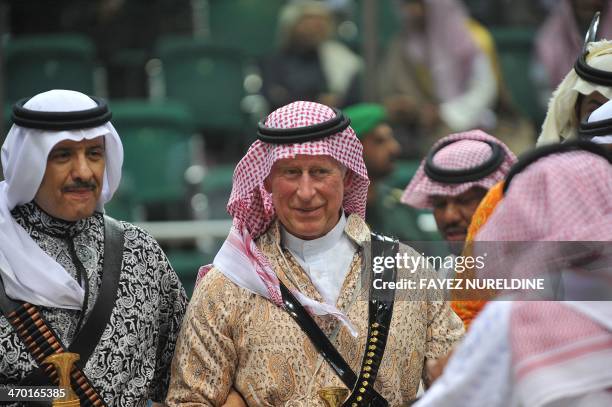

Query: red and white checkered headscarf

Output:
[473, 151, 612, 406]
[229, 101, 369, 238]
[401, 130, 517, 209]
[198, 101, 368, 335]
[473, 149, 612, 282]
[509, 301, 612, 407]
[476, 150, 612, 242]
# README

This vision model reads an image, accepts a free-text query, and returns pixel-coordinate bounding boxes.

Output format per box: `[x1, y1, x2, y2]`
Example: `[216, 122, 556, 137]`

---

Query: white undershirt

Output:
[281, 213, 358, 306]
[591, 135, 612, 144]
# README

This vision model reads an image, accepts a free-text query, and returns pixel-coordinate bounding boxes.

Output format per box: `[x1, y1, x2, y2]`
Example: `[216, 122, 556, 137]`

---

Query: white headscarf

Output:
[584, 98, 612, 144]
[537, 40, 612, 145]
[0, 89, 123, 309]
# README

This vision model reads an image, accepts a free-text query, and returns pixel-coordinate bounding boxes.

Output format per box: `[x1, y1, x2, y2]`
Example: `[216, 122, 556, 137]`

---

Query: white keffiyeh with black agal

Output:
[0, 89, 123, 309]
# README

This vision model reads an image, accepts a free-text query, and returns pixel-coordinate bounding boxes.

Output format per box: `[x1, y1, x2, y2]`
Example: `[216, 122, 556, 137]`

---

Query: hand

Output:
[424, 349, 454, 386]
[222, 389, 247, 407]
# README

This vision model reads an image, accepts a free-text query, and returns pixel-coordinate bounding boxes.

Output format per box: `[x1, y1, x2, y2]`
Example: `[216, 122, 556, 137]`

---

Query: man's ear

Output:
[343, 170, 353, 188]
[264, 176, 272, 193]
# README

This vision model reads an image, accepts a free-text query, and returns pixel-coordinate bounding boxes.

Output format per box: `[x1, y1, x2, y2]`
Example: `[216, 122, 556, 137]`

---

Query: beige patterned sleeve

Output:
[425, 299, 465, 361]
[398, 244, 465, 361]
[166, 269, 240, 406]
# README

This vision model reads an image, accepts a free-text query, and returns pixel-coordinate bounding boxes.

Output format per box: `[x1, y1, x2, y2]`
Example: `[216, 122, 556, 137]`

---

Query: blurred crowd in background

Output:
[1, 0, 609, 295]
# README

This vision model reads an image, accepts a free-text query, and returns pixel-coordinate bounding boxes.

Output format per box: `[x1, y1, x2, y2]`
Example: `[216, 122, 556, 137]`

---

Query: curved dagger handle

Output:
[43, 352, 81, 407]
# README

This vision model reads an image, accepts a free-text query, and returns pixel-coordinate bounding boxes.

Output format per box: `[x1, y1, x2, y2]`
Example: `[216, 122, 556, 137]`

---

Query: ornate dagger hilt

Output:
[43, 352, 81, 407]
[318, 386, 349, 407]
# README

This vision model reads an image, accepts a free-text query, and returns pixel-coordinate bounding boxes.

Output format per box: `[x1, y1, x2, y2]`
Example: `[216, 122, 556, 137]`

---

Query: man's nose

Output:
[296, 174, 316, 201]
[390, 138, 401, 156]
[71, 153, 94, 180]
[442, 202, 463, 224]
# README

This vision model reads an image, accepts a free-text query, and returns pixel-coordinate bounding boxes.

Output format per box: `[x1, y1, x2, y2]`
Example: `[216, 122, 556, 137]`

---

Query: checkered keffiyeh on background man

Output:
[401, 129, 516, 209]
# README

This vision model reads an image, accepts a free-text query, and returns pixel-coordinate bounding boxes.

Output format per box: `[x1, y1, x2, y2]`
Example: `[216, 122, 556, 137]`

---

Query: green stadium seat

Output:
[166, 163, 235, 297]
[201, 163, 235, 219]
[103, 197, 134, 222]
[490, 28, 545, 126]
[383, 159, 421, 190]
[4, 34, 96, 104]
[207, 0, 285, 58]
[167, 249, 209, 298]
[108, 99, 197, 220]
[154, 37, 249, 137]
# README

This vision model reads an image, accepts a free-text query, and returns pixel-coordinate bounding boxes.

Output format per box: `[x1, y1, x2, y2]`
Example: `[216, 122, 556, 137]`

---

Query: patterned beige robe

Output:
[166, 214, 464, 406]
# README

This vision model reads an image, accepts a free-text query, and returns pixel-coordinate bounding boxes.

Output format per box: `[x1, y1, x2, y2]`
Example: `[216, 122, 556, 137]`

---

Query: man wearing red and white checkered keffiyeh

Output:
[199, 100, 371, 325]
[167, 101, 464, 406]
[414, 145, 612, 407]
[401, 130, 517, 246]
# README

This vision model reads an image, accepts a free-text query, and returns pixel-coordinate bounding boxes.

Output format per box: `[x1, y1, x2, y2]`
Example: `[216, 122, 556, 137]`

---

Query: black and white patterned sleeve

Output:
[134, 227, 188, 403]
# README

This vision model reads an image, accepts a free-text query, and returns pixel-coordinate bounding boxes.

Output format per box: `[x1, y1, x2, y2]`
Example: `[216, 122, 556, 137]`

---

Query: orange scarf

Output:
[451, 181, 504, 329]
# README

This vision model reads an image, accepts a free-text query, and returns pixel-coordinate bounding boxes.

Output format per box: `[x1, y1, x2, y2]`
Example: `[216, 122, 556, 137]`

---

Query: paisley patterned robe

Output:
[0, 202, 187, 406]
[167, 214, 463, 406]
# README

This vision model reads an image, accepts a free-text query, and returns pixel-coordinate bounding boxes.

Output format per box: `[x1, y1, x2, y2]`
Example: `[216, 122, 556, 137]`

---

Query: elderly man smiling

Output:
[166, 101, 463, 406]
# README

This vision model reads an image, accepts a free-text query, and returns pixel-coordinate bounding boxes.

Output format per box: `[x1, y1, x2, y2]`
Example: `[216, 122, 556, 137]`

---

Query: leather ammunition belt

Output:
[0, 215, 125, 407]
[280, 232, 398, 406]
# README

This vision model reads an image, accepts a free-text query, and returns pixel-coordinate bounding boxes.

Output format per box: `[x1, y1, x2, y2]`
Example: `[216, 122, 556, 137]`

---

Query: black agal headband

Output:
[579, 113, 612, 139]
[12, 96, 112, 130]
[424, 138, 506, 184]
[256, 107, 351, 144]
[573, 12, 612, 86]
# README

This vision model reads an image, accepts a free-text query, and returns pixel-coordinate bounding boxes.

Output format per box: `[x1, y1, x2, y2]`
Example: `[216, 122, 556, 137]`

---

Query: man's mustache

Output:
[63, 180, 97, 192]
[443, 224, 465, 234]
